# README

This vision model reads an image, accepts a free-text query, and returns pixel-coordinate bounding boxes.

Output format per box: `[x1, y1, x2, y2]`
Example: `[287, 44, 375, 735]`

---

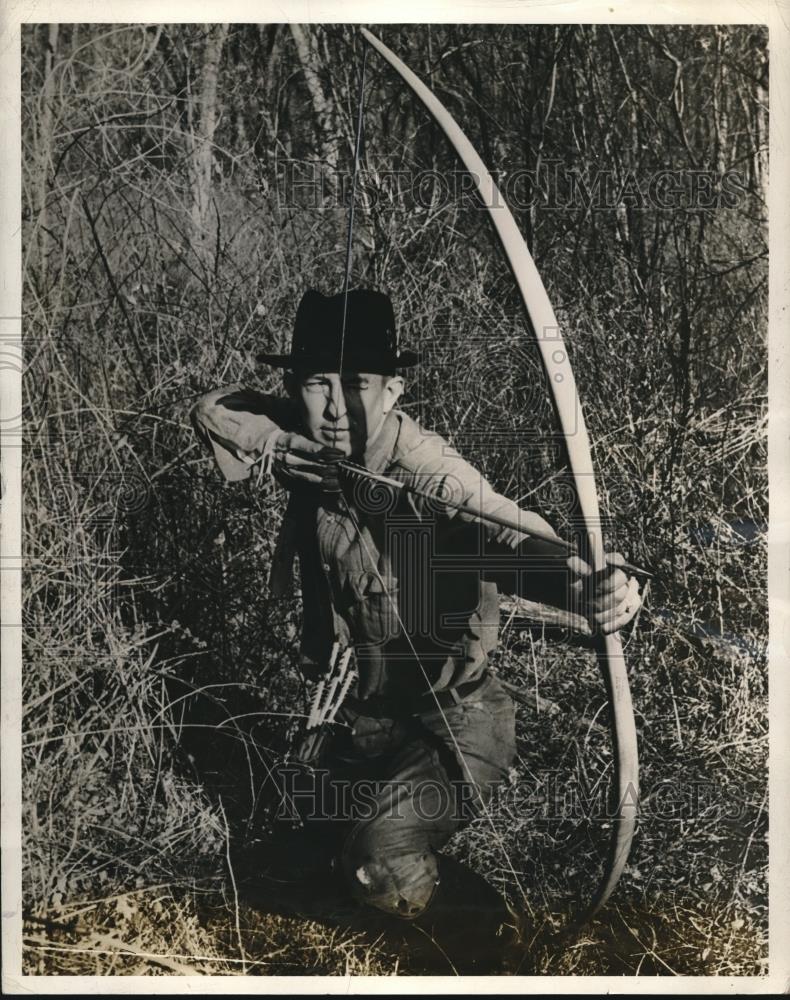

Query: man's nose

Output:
[324, 381, 347, 418]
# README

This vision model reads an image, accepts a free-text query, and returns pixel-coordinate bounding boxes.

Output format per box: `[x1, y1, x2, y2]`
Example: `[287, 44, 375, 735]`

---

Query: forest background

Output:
[19, 22, 768, 976]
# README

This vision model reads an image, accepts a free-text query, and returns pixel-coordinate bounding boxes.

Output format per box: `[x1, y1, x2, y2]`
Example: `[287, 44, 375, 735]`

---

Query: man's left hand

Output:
[567, 552, 642, 634]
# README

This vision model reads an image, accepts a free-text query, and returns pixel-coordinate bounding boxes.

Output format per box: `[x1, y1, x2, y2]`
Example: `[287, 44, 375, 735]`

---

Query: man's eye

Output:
[304, 380, 328, 393]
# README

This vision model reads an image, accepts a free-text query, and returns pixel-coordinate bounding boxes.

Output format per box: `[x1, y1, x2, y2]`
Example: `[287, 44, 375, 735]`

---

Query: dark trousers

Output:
[282, 674, 517, 919]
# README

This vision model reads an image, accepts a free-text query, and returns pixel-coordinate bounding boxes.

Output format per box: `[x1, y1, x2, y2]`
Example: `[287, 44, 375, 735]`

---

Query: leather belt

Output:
[417, 672, 489, 710]
[344, 672, 489, 719]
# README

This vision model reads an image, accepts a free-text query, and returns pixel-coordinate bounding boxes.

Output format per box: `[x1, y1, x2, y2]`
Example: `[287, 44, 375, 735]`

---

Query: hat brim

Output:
[256, 349, 420, 370]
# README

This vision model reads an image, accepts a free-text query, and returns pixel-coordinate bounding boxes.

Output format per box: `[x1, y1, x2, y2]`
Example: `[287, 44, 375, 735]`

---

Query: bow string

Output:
[334, 32, 535, 921]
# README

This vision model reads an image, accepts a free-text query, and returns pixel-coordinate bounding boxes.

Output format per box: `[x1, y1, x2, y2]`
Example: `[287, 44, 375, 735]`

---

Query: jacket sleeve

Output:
[190, 384, 298, 482]
[393, 425, 576, 610]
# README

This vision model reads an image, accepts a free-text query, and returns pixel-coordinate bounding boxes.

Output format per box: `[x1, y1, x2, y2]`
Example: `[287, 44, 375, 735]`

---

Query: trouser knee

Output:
[341, 825, 439, 919]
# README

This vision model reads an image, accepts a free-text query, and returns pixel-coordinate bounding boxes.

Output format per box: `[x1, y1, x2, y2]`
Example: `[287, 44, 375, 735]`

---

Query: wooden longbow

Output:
[359, 26, 639, 921]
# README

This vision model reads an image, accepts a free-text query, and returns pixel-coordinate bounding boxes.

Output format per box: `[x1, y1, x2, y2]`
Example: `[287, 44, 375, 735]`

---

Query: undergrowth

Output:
[19, 22, 767, 977]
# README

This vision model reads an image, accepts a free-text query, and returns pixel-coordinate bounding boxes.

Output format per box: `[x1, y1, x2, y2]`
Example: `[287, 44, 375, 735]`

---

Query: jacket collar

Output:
[361, 409, 401, 474]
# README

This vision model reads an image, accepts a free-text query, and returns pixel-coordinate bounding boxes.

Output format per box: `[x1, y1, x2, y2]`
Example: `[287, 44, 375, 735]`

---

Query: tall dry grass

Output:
[19, 23, 768, 975]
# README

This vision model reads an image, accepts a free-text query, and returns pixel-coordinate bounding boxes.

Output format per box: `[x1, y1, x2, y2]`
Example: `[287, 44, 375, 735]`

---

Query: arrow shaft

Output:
[340, 461, 652, 578]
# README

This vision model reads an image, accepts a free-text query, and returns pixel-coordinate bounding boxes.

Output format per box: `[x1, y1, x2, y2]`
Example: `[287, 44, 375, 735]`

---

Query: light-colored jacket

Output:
[192, 385, 566, 699]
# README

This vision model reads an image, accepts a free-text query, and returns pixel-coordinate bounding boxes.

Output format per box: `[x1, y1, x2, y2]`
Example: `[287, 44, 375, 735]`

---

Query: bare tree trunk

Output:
[36, 22, 59, 285]
[755, 53, 768, 192]
[191, 24, 229, 252]
[289, 24, 339, 188]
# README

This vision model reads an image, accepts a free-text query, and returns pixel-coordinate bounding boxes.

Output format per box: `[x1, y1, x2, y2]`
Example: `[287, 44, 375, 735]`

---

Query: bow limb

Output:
[361, 27, 638, 921]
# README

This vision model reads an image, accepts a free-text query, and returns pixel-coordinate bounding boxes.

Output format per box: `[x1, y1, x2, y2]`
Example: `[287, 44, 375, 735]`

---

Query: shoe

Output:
[398, 855, 532, 975]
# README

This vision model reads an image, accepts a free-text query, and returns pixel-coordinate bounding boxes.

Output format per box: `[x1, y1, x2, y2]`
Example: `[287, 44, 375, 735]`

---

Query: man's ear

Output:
[382, 375, 405, 413]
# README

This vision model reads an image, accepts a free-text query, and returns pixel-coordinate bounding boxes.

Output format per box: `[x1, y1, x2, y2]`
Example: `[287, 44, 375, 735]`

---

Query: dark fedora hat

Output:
[257, 288, 419, 372]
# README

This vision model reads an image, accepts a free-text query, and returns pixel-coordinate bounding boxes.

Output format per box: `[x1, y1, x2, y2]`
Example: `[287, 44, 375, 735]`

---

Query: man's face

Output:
[291, 370, 404, 458]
